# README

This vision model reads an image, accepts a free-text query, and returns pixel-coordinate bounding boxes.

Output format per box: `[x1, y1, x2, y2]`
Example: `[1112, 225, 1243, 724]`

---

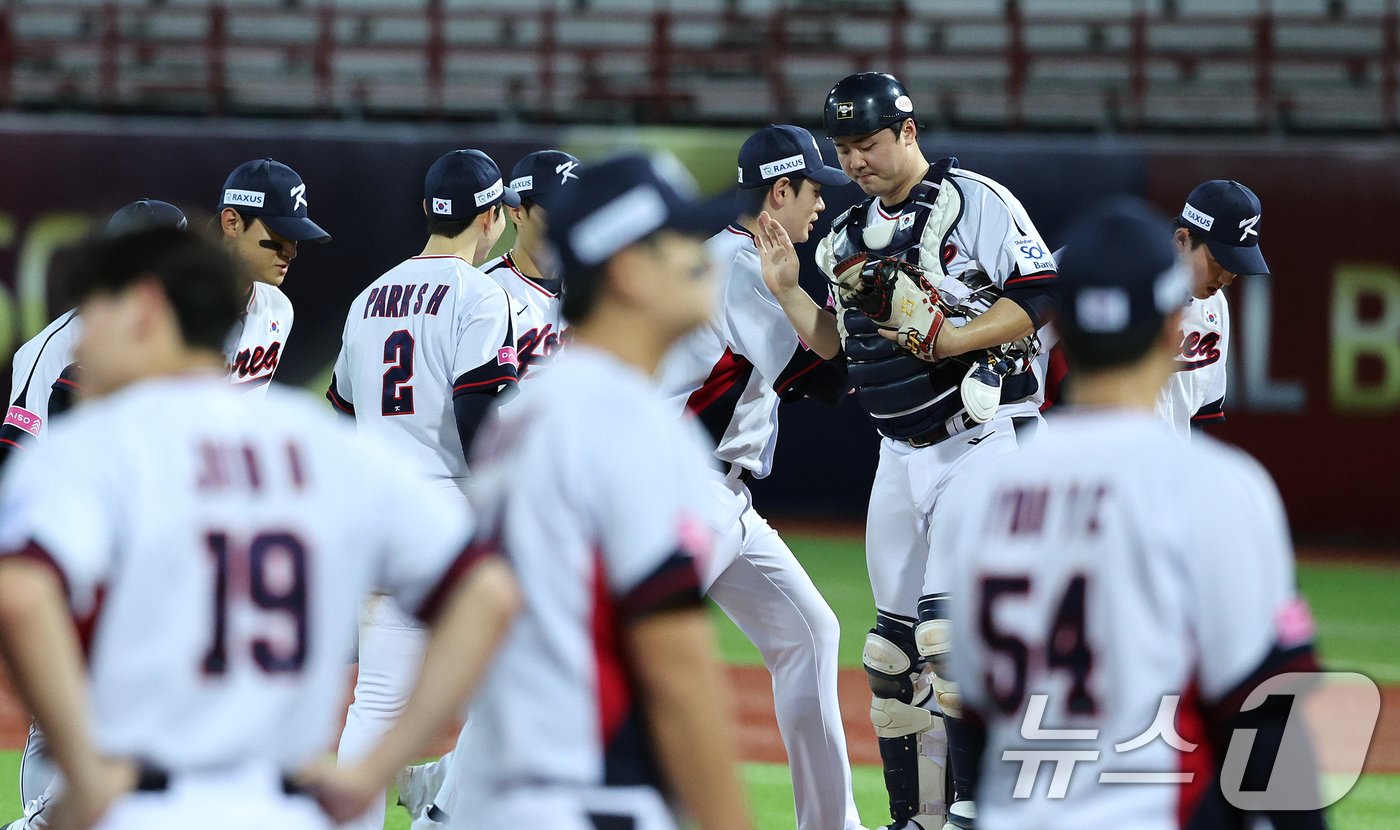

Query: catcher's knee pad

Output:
[916, 593, 963, 718]
[864, 614, 942, 822]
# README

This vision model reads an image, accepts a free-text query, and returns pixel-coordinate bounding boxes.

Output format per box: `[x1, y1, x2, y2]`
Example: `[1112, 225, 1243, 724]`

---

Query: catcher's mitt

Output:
[832, 253, 947, 361]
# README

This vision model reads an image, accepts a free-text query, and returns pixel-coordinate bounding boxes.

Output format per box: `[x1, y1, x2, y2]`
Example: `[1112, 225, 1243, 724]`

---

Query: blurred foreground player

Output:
[939, 200, 1323, 830]
[0, 229, 518, 830]
[433, 155, 751, 830]
[0, 200, 187, 470]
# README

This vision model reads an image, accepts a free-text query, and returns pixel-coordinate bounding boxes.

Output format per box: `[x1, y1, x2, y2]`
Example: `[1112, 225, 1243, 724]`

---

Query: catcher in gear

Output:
[758, 72, 1058, 830]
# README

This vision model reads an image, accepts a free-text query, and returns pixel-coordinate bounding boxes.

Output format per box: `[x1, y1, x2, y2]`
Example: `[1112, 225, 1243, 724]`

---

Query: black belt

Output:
[899, 412, 977, 448]
[426, 803, 635, 830]
[135, 765, 305, 796]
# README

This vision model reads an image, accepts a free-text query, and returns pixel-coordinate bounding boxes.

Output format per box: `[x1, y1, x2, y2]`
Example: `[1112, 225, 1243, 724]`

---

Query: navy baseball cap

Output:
[106, 199, 187, 237]
[508, 150, 583, 212]
[1057, 197, 1191, 368]
[737, 125, 849, 189]
[425, 149, 520, 221]
[548, 153, 739, 277]
[1178, 180, 1268, 276]
[218, 159, 330, 243]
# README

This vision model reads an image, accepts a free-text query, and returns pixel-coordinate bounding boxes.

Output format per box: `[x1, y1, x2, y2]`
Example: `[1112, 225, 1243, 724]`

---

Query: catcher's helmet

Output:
[823, 72, 918, 138]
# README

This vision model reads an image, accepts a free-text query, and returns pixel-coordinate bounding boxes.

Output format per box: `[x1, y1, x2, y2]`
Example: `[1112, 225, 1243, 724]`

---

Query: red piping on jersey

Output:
[453, 375, 517, 394]
[499, 252, 559, 299]
[0, 438, 24, 452]
[1190, 412, 1226, 423]
[685, 349, 752, 415]
[1006, 271, 1057, 286]
[326, 386, 354, 414]
[591, 548, 632, 749]
[725, 225, 756, 246]
[410, 255, 469, 262]
[775, 357, 823, 396]
[875, 203, 900, 221]
[54, 378, 79, 391]
[414, 542, 498, 624]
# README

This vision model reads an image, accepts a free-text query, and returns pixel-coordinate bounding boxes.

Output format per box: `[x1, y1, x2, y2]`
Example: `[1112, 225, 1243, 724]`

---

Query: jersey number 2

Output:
[382, 330, 415, 416]
[979, 573, 1098, 716]
[203, 531, 308, 675]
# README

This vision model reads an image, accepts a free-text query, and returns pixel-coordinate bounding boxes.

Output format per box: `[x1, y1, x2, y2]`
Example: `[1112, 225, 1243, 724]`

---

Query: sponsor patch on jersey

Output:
[3, 405, 41, 437]
[759, 154, 806, 180]
[432, 197, 453, 215]
[1275, 597, 1316, 647]
[222, 189, 265, 208]
[1010, 236, 1055, 274]
[497, 346, 520, 370]
[1182, 202, 1214, 231]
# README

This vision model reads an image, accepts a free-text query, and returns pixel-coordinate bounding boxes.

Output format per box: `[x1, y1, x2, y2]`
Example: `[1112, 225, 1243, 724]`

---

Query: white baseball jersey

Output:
[229, 283, 294, 392]
[1158, 292, 1229, 437]
[0, 375, 477, 771]
[939, 409, 1315, 830]
[657, 225, 836, 479]
[3, 310, 82, 454]
[329, 255, 519, 490]
[445, 344, 713, 811]
[481, 251, 565, 382]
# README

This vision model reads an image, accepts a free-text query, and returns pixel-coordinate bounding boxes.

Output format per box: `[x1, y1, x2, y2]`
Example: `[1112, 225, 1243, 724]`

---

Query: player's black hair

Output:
[560, 230, 668, 324]
[1172, 217, 1208, 250]
[738, 175, 810, 218]
[64, 228, 244, 353]
[427, 203, 503, 240]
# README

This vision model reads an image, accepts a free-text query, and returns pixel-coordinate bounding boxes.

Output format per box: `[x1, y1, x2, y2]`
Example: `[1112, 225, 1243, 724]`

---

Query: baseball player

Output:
[434, 154, 751, 830]
[389, 149, 583, 823]
[327, 148, 519, 830]
[656, 124, 865, 830]
[484, 149, 580, 378]
[939, 199, 1324, 830]
[0, 228, 519, 830]
[0, 200, 187, 471]
[1160, 180, 1268, 437]
[0, 200, 189, 830]
[216, 158, 332, 392]
[763, 73, 1058, 830]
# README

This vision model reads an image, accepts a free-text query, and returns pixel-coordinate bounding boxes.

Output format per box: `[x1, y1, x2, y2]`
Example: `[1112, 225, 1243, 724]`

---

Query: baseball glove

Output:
[832, 253, 947, 361]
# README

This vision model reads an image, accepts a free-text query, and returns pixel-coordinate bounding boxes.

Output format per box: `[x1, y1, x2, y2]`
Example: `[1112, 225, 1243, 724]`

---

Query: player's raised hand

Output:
[756, 212, 800, 297]
[296, 758, 383, 823]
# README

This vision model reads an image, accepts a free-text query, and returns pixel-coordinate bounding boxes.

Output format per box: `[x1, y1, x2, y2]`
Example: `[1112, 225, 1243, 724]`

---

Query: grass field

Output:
[0, 533, 1394, 828]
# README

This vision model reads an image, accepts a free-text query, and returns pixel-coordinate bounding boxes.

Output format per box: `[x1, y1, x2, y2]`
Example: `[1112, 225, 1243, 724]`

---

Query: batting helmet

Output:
[823, 72, 918, 138]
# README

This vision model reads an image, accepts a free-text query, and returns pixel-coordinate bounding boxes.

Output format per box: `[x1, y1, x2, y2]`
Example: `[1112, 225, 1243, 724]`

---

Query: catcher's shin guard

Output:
[865, 613, 944, 822]
[917, 594, 978, 815]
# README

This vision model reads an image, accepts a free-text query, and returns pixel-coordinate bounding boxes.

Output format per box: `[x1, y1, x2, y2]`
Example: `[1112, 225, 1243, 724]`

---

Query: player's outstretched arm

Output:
[756, 212, 841, 360]
[882, 296, 1035, 360]
[628, 607, 752, 830]
[300, 557, 519, 822]
[0, 557, 135, 830]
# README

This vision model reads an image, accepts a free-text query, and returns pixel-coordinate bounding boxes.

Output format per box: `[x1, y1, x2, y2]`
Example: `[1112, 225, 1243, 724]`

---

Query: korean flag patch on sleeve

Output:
[1009, 236, 1056, 277]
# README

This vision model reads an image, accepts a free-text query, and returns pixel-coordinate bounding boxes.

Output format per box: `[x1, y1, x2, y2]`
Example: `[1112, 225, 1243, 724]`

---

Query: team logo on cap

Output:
[836, 101, 855, 120]
[1238, 214, 1260, 242]
[555, 160, 580, 183]
[223, 189, 265, 208]
[432, 198, 453, 215]
[760, 154, 806, 180]
[1182, 202, 1214, 231]
[290, 183, 308, 211]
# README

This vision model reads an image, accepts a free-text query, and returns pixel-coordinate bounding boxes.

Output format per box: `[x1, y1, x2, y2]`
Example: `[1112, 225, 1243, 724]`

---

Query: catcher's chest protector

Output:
[828, 174, 975, 441]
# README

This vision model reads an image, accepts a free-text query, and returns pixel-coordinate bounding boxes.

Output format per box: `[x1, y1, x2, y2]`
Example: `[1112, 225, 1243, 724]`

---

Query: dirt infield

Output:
[0, 666, 1389, 777]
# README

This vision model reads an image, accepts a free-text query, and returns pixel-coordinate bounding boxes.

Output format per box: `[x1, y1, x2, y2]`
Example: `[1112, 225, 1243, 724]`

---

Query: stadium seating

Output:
[0, 0, 1395, 132]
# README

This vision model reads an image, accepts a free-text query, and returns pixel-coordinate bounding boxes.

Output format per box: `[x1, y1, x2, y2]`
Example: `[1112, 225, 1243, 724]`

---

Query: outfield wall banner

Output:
[0, 119, 1394, 540]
